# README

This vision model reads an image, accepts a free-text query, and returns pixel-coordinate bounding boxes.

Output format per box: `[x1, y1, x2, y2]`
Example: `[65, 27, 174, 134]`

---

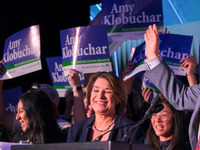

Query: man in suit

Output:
[143, 24, 200, 150]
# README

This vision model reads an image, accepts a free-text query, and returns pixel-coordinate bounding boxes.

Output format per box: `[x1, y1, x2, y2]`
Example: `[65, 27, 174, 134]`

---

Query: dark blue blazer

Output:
[67, 114, 145, 143]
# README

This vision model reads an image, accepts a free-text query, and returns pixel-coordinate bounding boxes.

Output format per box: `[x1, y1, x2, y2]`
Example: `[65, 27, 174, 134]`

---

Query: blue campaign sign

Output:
[132, 41, 146, 67]
[130, 33, 193, 77]
[3, 86, 23, 113]
[132, 34, 193, 67]
[142, 75, 158, 92]
[101, 0, 163, 29]
[46, 56, 84, 97]
[60, 25, 110, 62]
[159, 34, 193, 63]
[46, 56, 69, 86]
[1, 25, 41, 79]
[3, 25, 40, 66]
[60, 25, 112, 75]
[142, 75, 158, 102]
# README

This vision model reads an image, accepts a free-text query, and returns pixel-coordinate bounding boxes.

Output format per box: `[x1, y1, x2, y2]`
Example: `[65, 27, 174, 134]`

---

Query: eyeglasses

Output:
[151, 113, 172, 121]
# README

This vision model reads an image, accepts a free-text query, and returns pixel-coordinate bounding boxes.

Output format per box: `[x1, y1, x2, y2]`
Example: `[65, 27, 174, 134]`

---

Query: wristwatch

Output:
[73, 86, 82, 92]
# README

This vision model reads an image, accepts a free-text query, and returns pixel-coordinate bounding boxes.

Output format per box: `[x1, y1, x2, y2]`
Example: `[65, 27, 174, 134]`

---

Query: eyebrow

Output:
[93, 86, 99, 88]
[160, 111, 172, 114]
[93, 86, 112, 90]
[18, 108, 24, 111]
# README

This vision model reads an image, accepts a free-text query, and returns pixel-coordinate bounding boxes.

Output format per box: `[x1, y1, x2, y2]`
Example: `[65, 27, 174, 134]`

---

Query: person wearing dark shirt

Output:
[146, 99, 190, 150]
[67, 72, 145, 143]
[12, 90, 66, 144]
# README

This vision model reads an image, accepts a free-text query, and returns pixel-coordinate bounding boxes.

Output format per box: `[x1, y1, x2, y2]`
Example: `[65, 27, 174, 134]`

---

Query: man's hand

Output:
[144, 24, 160, 60]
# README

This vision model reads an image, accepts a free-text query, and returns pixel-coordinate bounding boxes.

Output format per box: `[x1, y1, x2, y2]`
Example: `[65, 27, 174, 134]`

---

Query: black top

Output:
[159, 140, 191, 150]
[0, 125, 10, 142]
[67, 114, 145, 143]
[12, 131, 31, 143]
[12, 128, 67, 144]
[159, 140, 170, 150]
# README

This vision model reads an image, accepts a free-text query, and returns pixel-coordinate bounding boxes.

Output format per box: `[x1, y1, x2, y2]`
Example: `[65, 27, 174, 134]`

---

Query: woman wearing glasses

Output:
[146, 98, 191, 150]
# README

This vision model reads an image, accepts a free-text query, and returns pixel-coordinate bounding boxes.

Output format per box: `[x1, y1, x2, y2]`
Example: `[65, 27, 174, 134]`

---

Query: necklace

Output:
[94, 121, 114, 132]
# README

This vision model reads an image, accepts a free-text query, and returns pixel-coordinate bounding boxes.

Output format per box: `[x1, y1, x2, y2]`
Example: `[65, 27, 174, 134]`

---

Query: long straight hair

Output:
[146, 99, 186, 150]
[20, 90, 63, 143]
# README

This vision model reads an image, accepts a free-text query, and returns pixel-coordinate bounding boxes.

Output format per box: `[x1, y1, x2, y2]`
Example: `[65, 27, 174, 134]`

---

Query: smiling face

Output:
[90, 77, 116, 116]
[151, 103, 174, 141]
[16, 100, 29, 132]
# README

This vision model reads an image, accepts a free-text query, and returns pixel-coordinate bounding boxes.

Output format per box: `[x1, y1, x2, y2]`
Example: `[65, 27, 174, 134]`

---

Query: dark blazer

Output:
[67, 114, 145, 143]
[144, 60, 200, 150]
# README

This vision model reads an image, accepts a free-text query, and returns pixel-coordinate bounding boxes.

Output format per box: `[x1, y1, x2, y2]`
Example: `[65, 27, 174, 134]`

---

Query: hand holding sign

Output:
[0, 60, 6, 78]
[141, 87, 152, 103]
[68, 69, 81, 89]
[180, 55, 198, 86]
[1, 25, 41, 80]
[180, 55, 197, 76]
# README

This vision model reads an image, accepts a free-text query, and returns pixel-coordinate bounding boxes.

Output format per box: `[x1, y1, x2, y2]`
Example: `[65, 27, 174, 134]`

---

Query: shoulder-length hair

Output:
[86, 72, 127, 114]
[19, 90, 60, 144]
[146, 98, 186, 150]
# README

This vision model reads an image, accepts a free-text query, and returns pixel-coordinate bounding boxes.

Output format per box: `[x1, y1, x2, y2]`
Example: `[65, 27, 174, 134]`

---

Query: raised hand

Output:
[144, 24, 160, 60]
[180, 55, 197, 76]
[180, 55, 198, 86]
[67, 69, 87, 122]
[67, 69, 81, 88]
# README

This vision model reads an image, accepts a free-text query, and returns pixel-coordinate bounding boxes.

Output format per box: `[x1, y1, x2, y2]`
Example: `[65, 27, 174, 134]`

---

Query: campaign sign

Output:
[101, 0, 163, 30]
[142, 75, 158, 102]
[159, 34, 193, 75]
[3, 86, 23, 113]
[99, 0, 163, 56]
[60, 25, 112, 75]
[142, 75, 158, 92]
[46, 56, 84, 97]
[125, 33, 193, 80]
[1, 25, 41, 80]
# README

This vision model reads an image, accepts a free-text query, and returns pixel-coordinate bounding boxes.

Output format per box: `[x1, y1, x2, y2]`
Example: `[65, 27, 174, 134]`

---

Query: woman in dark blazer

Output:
[67, 72, 145, 143]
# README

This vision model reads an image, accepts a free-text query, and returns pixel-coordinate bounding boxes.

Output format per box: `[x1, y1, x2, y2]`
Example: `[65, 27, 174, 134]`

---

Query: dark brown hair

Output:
[86, 72, 127, 113]
[146, 99, 186, 150]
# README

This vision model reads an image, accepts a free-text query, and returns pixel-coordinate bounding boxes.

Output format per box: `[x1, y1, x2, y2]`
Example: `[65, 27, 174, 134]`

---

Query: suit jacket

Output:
[144, 61, 200, 150]
[67, 114, 145, 143]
